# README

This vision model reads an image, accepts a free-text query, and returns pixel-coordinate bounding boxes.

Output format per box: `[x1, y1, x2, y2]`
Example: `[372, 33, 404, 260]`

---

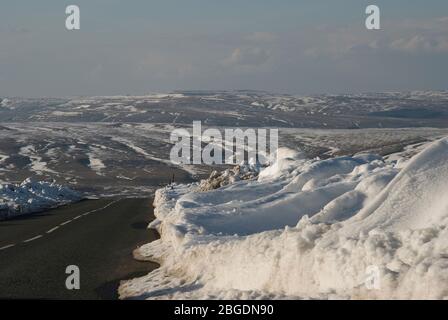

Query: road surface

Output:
[0, 198, 159, 299]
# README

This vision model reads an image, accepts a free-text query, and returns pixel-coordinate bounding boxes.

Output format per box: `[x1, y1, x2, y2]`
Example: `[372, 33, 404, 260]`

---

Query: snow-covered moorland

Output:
[0, 179, 82, 220]
[120, 137, 448, 300]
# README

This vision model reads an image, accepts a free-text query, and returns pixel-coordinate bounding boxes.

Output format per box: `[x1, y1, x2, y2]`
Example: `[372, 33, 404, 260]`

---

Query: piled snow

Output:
[0, 179, 82, 220]
[120, 138, 448, 300]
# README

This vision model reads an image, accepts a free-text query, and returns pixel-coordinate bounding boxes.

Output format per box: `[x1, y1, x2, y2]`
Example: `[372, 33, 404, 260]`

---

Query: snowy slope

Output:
[2, 122, 445, 197]
[0, 179, 82, 220]
[2, 91, 448, 128]
[120, 137, 448, 300]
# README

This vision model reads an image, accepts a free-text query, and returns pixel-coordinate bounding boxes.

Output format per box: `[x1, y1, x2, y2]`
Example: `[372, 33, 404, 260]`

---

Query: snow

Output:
[88, 155, 106, 174]
[350, 138, 448, 231]
[120, 137, 448, 300]
[3, 91, 448, 130]
[19, 145, 57, 175]
[51, 111, 82, 117]
[0, 179, 82, 220]
[88, 147, 106, 175]
[111, 136, 200, 177]
[1, 98, 12, 108]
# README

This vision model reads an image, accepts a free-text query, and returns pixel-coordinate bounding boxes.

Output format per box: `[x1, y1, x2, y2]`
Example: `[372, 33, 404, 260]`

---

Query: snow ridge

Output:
[120, 138, 448, 300]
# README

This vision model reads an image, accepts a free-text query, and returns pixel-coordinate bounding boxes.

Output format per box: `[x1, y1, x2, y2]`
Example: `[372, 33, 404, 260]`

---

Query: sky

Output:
[0, 0, 447, 97]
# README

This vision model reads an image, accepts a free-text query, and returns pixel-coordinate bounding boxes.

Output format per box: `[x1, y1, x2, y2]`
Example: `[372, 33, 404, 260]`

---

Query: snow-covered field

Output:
[119, 137, 448, 300]
[2, 90, 448, 128]
[0, 179, 82, 220]
[1, 122, 447, 197]
[2, 91, 448, 298]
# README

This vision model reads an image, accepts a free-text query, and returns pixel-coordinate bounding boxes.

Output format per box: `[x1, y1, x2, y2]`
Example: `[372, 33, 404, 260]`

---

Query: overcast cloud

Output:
[0, 0, 447, 97]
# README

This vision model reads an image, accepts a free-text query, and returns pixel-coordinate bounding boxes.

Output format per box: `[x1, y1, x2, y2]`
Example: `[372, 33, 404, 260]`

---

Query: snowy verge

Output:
[120, 138, 448, 299]
[0, 179, 82, 220]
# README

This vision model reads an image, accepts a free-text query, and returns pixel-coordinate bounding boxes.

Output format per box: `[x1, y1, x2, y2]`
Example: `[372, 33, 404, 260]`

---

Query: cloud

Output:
[436, 16, 448, 23]
[301, 17, 448, 58]
[246, 32, 276, 43]
[224, 47, 270, 66]
[389, 35, 448, 54]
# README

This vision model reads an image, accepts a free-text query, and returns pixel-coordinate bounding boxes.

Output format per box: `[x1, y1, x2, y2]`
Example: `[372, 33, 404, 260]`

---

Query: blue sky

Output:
[1, 1, 447, 96]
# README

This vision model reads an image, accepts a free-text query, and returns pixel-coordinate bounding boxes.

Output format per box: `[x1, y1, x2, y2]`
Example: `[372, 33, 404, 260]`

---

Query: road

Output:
[0, 198, 159, 300]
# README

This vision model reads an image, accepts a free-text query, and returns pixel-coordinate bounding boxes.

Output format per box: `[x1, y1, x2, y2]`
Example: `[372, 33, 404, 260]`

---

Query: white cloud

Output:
[224, 47, 270, 66]
[389, 35, 448, 54]
[301, 17, 448, 58]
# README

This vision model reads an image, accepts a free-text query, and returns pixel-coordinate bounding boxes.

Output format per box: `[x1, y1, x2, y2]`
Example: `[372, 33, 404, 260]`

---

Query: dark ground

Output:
[0, 198, 160, 300]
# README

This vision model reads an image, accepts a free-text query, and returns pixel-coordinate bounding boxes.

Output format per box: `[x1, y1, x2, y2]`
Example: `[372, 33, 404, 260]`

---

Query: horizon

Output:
[2, 88, 448, 100]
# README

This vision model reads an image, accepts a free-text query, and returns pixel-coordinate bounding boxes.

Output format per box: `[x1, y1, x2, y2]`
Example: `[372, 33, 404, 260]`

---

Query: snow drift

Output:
[0, 179, 82, 220]
[120, 138, 448, 299]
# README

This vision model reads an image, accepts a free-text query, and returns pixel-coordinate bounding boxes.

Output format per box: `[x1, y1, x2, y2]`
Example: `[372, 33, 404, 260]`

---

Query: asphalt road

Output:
[0, 198, 159, 300]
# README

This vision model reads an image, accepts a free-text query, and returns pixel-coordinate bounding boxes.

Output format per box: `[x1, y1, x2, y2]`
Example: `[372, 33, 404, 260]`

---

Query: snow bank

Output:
[0, 179, 82, 220]
[120, 138, 448, 300]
